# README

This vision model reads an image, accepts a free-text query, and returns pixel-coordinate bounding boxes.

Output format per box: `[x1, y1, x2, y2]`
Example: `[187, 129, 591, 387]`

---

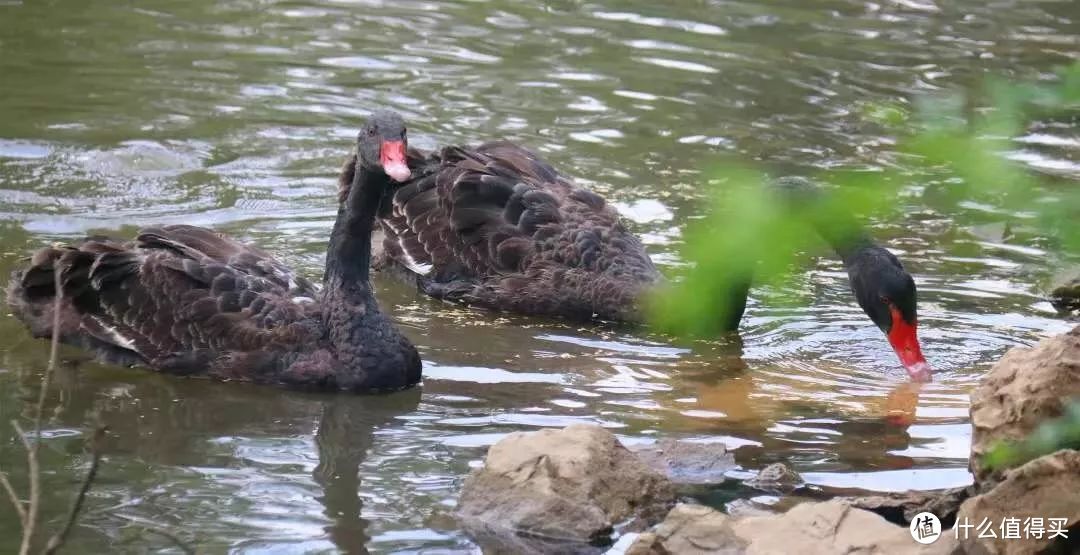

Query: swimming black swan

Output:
[345, 140, 663, 323]
[348, 113, 928, 379]
[6, 112, 422, 392]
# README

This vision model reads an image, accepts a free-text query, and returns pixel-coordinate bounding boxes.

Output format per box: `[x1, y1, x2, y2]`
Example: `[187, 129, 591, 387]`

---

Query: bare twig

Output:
[46, 267, 63, 380]
[2, 265, 107, 554]
[14, 420, 39, 555]
[44, 424, 107, 555]
[14, 270, 63, 555]
[12, 420, 32, 452]
[0, 471, 27, 525]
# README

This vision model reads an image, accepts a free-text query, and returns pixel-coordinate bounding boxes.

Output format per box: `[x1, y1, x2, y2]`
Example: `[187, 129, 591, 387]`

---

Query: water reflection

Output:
[675, 343, 930, 470]
[315, 393, 424, 554]
[2, 357, 422, 553]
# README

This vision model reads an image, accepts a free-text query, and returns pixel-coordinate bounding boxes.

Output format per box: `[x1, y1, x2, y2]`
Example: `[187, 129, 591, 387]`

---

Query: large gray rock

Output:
[626, 501, 957, 555]
[456, 424, 675, 548]
[969, 325, 1080, 482]
[734, 500, 958, 554]
[955, 450, 1080, 555]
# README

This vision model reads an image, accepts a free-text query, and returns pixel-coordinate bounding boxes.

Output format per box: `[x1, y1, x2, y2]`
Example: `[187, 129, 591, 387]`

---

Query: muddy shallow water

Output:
[0, 0, 1078, 552]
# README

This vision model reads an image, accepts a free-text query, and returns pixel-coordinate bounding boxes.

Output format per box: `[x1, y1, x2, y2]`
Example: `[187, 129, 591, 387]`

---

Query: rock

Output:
[744, 462, 803, 492]
[631, 504, 746, 555]
[629, 439, 736, 485]
[465, 528, 606, 555]
[632, 501, 958, 555]
[1050, 276, 1080, 314]
[848, 486, 976, 527]
[623, 532, 667, 555]
[724, 498, 778, 519]
[955, 450, 1080, 555]
[735, 500, 959, 554]
[969, 325, 1080, 482]
[456, 424, 675, 549]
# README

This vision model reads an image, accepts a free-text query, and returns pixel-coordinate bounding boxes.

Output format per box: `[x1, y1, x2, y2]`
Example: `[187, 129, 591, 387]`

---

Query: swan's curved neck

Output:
[324, 161, 386, 284]
[316, 160, 420, 391]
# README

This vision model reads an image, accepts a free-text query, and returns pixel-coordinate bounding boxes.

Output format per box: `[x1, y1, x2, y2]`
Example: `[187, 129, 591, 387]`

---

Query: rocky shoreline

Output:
[454, 326, 1080, 554]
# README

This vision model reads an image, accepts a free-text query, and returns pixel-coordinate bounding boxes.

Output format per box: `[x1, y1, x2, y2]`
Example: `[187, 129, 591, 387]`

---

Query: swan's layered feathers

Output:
[375, 141, 661, 322]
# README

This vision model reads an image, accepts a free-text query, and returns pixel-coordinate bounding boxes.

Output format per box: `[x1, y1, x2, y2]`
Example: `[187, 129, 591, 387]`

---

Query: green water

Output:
[0, 0, 1077, 552]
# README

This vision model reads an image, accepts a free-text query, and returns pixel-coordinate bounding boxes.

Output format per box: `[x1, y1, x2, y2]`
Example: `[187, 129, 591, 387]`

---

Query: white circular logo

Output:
[910, 512, 942, 544]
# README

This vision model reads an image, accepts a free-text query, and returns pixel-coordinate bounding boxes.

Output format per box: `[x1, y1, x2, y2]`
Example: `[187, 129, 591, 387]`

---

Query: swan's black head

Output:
[847, 246, 931, 381]
[357, 110, 410, 183]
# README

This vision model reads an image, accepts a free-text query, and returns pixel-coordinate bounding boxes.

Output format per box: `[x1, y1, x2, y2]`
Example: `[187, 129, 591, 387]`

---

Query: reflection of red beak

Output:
[379, 140, 411, 182]
[887, 306, 931, 381]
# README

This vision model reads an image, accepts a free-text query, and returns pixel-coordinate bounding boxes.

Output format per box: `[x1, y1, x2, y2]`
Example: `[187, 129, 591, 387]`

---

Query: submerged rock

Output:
[627, 500, 956, 554]
[1050, 276, 1080, 315]
[848, 486, 976, 527]
[629, 439, 736, 485]
[744, 462, 803, 492]
[456, 424, 675, 550]
[724, 498, 781, 519]
[956, 449, 1080, 555]
[969, 325, 1080, 482]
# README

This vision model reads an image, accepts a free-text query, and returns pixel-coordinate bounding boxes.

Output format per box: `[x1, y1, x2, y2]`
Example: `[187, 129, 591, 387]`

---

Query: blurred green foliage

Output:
[984, 400, 1080, 470]
[650, 62, 1080, 470]
[649, 62, 1080, 337]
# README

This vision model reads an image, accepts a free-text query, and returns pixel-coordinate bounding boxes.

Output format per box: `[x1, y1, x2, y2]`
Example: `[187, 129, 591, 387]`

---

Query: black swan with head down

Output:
[357, 113, 930, 379]
[6, 112, 421, 392]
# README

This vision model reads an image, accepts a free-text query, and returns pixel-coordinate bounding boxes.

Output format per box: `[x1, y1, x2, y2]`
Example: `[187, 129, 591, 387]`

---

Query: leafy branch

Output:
[649, 62, 1080, 337]
[983, 400, 1080, 471]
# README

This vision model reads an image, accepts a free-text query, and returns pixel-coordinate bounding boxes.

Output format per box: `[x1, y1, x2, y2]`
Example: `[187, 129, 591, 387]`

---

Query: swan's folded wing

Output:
[15, 232, 317, 365]
[137, 224, 319, 297]
[382, 141, 623, 279]
[381, 170, 442, 276]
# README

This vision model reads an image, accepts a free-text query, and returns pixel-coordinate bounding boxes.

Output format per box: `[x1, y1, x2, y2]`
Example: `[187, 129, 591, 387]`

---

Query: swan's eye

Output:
[368, 127, 377, 136]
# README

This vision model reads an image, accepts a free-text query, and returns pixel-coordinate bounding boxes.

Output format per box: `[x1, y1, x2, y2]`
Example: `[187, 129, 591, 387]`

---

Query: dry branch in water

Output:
[44, 424, 107, 555]
[0, 270, 107, 554]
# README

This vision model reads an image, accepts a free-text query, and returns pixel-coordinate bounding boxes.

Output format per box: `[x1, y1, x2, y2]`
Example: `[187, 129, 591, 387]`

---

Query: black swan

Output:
[348, 112, 928, 379]
[830, 237, 929, 380]
[344, 140, 663, 323]
[852, 243, 929, 379]
[6, 112, 421, 392]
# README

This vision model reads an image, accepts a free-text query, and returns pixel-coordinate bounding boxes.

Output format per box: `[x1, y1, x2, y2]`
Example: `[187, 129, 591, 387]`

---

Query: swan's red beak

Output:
[887, 306, 931, 381]
[380, 140, 411, 182]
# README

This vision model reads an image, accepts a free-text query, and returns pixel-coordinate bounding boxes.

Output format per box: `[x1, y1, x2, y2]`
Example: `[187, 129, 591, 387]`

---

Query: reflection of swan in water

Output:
[313, 390, 422, 554]
[669, 338, 927, 471]
[7, 366, 421, 553]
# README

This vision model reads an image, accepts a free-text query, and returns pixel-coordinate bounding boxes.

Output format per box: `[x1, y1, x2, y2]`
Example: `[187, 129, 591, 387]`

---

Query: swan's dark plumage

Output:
[352, 140, 662, 323]
[9, 226, 320, 374]
[7, 112, 422, 392]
